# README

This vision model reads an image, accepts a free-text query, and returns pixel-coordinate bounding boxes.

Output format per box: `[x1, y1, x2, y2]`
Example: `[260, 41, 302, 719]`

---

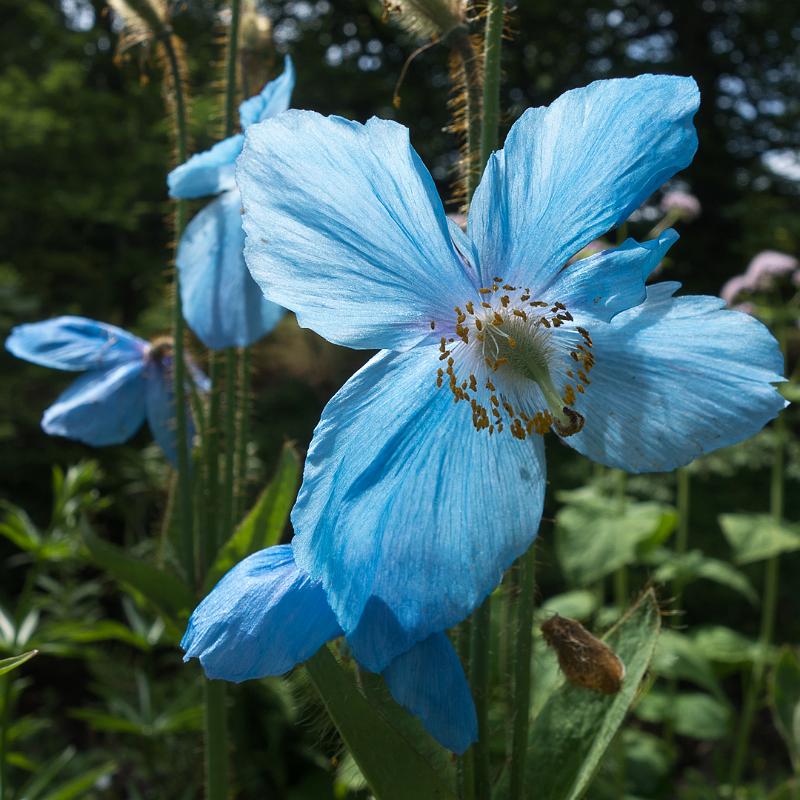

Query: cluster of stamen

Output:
[433, 278, 595, 440]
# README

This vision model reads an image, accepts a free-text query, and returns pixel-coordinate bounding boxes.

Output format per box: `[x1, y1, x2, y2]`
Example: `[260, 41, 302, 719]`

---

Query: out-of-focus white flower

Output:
[660, 190, 701, 221]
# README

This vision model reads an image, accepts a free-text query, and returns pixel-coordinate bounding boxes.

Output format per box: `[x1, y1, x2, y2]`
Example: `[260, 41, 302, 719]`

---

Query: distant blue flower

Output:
[5, 316, 208, 464]
[181, 544, 477, 753]
[167, 56, 295, 349]
[234, 74, 787, 676]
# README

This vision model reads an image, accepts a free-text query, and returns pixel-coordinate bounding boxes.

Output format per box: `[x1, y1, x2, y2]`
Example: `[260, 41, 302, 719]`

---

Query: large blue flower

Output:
[233, 74, 786, 675]
[5, 316, 208, 464]
[167, 56, 295, 349]
[181, 544, 477, 753]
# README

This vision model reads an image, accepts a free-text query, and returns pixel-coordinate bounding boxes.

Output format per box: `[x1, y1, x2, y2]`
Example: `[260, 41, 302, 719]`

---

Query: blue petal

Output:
[238, 55, 295, 128]
[167, 135, 243, 200]
[469, 75, 699, 288]
[382, 632, 477, 754]
[178, 190, 284, 349]
[567, 284, 787, 471]
[6, 316, 145, 371]
[542, 230, 679, 323]
[238, 111, 476, 350]
[143, 359, 184, 466]
[292, 347, 546, 670]
[42, 362, 146, 446]
[182, 545, 341, 681]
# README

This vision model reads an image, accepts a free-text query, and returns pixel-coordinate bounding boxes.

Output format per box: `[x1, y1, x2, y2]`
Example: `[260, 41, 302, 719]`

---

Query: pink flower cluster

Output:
[660, 189, 701, 221]
[721, 250, 799, 307]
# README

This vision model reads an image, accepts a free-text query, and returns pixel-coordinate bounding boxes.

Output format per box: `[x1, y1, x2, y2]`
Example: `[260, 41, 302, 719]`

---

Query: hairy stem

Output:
[204, 680, 230, 800]
[470, 599, 492, 798]
[479, 0, 504, 167]
[235, 347, 251, 521]
[509, 546, 536, 799]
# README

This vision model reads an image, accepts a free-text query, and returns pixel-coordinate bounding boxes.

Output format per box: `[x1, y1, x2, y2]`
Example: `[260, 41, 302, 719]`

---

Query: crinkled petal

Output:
[178, 190, 284, 349]
[181, 545, 341, 681]
[42, 362, 146, 445]
[542, 230, 679, 322]
[567, 283, 786, 471]
[238, 111, 476, 350]
[382, 632, 477, 754]
[167, 135, 243, 200]
[469, 75, 699, 288]
[292, 347, 546, 670]
[6, 316, 145, 371]
[239, 55, 295, 128]
[144, 359, 191, 466]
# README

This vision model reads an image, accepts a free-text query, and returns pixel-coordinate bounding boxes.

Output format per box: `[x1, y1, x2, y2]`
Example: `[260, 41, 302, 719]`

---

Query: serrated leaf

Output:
[522, 589, 661, 799]
[82, 529, 193, 622]
[719, 513, 800, 564]
[205, 441, 301, 590]
[770, 647, 800, 769]
[636, 689, 731, 740]
[0, 650, 37, 676]
[556, 493, 676, 585]
[305, 646, 456, 800]
[652, 549, 757, 604]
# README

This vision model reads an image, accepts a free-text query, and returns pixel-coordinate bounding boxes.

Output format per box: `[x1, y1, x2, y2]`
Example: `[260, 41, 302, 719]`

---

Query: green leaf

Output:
[636, 689, 731, 740]
[205, 441, 301, 590]
[39, 761, 116, 800]
[82, 529, 193, 622]
[537, 590, 599, 622]
[17, 746, 76, 800]
[719, 513, 800, 564]
[0, 649, 37, 676]
[556, 491, 676, 585]
[651, 630, 724, 699]
[522, 589, 661, 799]
[305, 646, 456, 800]
[652, 549, 757, 604]
[691, 625, 772, 666]
[770, 647, 800, 769]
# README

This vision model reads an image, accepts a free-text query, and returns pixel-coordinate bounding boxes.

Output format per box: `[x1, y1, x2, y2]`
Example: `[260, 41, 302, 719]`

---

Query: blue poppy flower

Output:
[181, 544, 477, 753]
[5, 316, 208, 464]
[166, 56, 295, 349]
[233, 73, 786, 677]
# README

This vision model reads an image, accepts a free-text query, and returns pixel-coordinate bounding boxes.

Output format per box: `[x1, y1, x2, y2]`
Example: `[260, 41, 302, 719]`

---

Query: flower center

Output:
[432, 278, 594, 439]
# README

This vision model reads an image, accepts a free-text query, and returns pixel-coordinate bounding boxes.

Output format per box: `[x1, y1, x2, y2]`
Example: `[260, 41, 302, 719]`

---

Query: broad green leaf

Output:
[82, 529, 193, 621]
[305, 646, 456, 800]
[652, 549, 757, 604]
[40, 761, 116, 800]
[651, 630, 724, 699]
[523, 589, 661, 799]
[556, 492, 676, 585]
[205, 441, 301, 590]
[719, 513, 800, 564]
[770, 647, 800, 769]
[636, 689, 731, 740]
[538, 590, 599, 622]
[691, 625, 772, 666]
[0, 649, 37, 676]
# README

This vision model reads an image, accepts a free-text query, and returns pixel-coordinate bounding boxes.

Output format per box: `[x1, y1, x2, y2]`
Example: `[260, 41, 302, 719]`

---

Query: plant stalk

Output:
[509, 545, 536, 799]
[162, 33, 195, 590]
[235, 347, 251, 521]
[730, 328, 787, 784]
[222, 348, 238, 539]
[470, 599, 492, 798]
[204, 680, 230, 800]
[479, 0, 504, 167]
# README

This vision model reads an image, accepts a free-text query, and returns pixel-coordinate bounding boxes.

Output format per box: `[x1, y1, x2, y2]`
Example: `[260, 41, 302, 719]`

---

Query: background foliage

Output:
[1, 0, 799, 797]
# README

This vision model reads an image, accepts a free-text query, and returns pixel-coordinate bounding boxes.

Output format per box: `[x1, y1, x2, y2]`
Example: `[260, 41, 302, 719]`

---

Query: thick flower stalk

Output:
[167, 57, 295, 350]
[185, 74, 786, 749]
[5, 316, 207, 464]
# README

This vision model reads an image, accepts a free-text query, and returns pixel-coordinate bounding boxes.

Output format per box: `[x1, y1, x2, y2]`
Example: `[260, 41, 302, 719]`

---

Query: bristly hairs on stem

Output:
[239, 0, 275, 97]
[383, 0, 467, 40]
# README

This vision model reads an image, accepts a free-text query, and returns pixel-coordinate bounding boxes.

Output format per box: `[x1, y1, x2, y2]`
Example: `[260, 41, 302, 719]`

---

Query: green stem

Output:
[204, 681, 230, 800]
[730, 329, 786, 785]
[162, 33, 195, 590]
[470, 599, 492, 799]
[613, 469, 628, 610]
[236, 348, 251, 521]
[457, 619, 475, 800]
[448, 27, 483, 200]
[479, 0, 504, 167]
[673, 467, 691, 608]
[206, 355, 222, 562]
[509, 546, 536, 800]
[222, 348, 238, 539]
[223, 0, 241, 138]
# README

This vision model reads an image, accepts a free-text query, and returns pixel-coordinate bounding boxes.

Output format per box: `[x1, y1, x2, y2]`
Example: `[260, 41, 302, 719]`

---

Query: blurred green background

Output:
[1, 0, 800, 797]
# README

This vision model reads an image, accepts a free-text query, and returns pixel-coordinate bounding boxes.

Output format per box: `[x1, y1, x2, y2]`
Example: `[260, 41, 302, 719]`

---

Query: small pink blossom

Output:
[660, 190, 701, 221]
[745, 250, 798, 289]
[721, 274, 750, 305]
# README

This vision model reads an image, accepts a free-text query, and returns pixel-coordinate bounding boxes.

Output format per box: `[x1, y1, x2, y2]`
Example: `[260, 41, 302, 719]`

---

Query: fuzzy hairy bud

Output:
[384, 0, 466, 39]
